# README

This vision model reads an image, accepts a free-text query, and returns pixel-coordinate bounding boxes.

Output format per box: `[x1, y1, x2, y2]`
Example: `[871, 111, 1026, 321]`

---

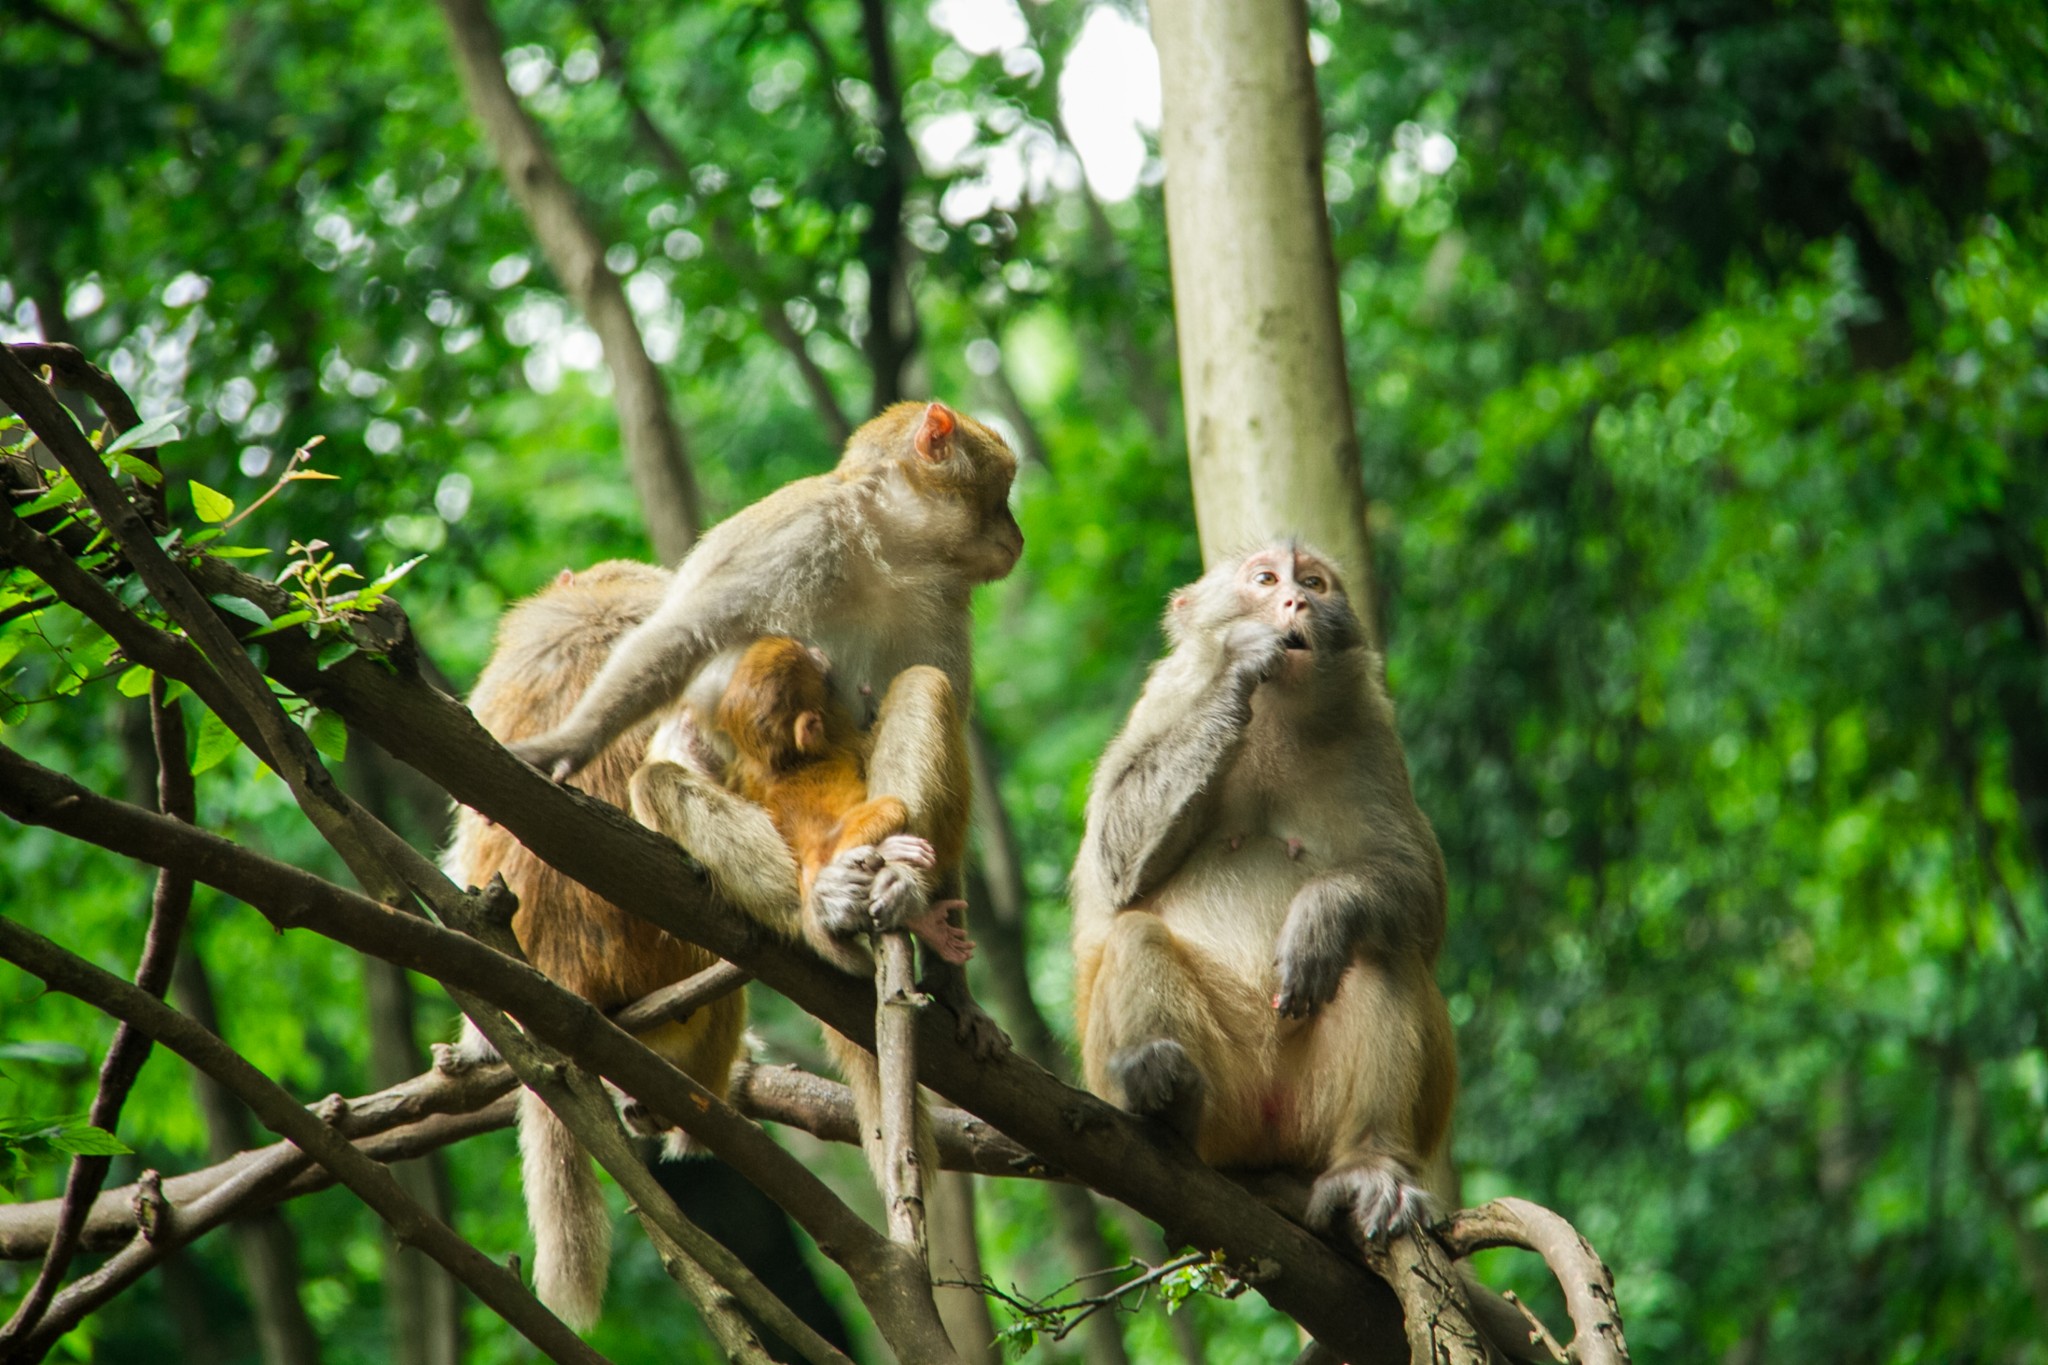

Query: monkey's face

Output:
[885, 401, 1025, 582]
[1176, 543, 1361, 683]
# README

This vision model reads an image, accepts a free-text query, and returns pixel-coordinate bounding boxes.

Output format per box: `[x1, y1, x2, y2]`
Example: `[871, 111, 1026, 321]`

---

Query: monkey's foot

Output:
[868, 860, 929, 931]
[1108, 1039, 1205, 1140]
[1306, 1154, 1435, 1243]
[947, 999, 1011, 1061]
[907, 900, 975, 964]
[436, 1022, 500, 1072]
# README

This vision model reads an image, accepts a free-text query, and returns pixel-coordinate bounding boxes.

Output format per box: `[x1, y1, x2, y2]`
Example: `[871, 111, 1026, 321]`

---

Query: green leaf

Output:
[0, 1041, 89, 1067]
[189, 480, 236, 524]
[305, 707, 348, 761]
[117, 664, 155, 698]
[15, 474, 79, 517]
[186, 527, 222, 546]
[208, 545, 271, 559]
[208, 593, 271, 627]
[161, 678, 191, 708]
[191, 706, 242, 775]
[316, 640, 359, 670]
[48, 1124, 131, 1157]
[246, 608, 315, 638]
[103, 409, 185, 456]
[113, 453, 164, 486]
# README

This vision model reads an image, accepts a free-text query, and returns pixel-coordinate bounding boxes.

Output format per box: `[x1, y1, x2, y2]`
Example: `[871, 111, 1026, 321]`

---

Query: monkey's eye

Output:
[1301, 575, 1325, 591]
[1253, 570, 1278, 586]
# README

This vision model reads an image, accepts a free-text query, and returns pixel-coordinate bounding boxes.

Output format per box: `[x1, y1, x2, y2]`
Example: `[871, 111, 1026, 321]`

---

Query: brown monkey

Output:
[1071, 542, 1455, 1242]
[522, 399, 1019, 1058]
[443, 560, 755, 1331]
[715, 633, 975, 1183]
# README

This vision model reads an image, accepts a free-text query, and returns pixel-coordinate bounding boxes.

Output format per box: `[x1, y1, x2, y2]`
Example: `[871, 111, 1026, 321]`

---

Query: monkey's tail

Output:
[518, 1087, 610, 1332]
[824, 1025, 937, 1203]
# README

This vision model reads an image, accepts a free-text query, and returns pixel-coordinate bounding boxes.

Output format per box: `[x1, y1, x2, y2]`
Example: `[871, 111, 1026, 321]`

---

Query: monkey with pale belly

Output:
[448, 400, 1020, 1330]
[1072, 542, 1455, 1241]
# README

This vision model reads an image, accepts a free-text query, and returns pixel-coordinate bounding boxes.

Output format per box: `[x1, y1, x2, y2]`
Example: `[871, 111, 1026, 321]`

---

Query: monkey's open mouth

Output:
[1282, 629, 1311, 653]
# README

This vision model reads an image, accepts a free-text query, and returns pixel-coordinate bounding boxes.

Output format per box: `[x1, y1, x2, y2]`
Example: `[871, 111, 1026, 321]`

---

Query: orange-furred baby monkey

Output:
[715, 634, 975, 1187]
[717, 634, 973, 969]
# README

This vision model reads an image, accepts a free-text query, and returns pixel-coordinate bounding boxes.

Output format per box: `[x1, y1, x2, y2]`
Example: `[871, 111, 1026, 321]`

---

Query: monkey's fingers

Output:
[905, 906, 974, 965]
[873, 833, 936, 870]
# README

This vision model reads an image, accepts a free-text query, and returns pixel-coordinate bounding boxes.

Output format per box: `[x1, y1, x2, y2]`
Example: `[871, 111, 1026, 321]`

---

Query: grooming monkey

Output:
[451, 402, 1018, 1328]
[1071, 542, 1455, 1242]
[716, 633, 974, 1182]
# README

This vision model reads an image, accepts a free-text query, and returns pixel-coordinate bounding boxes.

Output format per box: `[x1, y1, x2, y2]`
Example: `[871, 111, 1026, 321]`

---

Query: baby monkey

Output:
[717, 635, 973, 967]
[716, 634, 973, 1187]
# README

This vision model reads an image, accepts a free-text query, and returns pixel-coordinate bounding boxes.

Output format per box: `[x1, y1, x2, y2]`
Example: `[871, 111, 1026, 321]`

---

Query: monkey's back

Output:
[448, 561, 722, 1007]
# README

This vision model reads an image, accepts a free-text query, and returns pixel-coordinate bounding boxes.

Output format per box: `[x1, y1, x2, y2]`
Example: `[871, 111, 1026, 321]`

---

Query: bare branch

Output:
[1438, 1198, 1632, 1365]
[874, 932, 928, 1259]
[611, 960, 750, 1034]
[452, 983, 854, 1365]
[0, 916, 615, 1365]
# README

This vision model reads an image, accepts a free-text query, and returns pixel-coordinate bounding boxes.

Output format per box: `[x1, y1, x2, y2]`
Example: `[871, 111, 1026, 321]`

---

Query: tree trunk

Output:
[435, 0, 702, 563]
[1149, 0, 1374, 616]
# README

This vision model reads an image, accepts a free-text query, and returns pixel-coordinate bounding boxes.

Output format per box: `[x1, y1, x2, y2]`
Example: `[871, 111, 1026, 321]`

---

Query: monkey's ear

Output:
[555, 567, 576, 586]
[914, 401, 957, 463]
[793, 711, 827, 754]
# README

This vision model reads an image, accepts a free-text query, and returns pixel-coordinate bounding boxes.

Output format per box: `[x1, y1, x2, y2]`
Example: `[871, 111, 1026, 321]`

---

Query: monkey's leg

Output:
[1299, 962, 1454, 1243]
[629, 760, 803, 937]
[864, 667, 1007, 1057]
[1085, 912, 1220, 1143]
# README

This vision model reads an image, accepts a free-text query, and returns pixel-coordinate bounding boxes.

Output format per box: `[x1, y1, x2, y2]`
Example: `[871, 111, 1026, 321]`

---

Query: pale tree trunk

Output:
[1149, 0, 1374, 618]
[436, 0, 701, 564]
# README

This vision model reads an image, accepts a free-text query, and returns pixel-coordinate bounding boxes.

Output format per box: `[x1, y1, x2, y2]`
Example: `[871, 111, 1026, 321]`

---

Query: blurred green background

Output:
[2, 0, 2045, 1361]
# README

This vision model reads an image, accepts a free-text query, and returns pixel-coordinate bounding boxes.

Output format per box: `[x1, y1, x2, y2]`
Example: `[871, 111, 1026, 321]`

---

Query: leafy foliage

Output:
[3, 0, 2046, 1362]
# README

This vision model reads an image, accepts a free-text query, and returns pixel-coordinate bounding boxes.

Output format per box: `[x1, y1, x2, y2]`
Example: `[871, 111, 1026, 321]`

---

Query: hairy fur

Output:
[1071, 542, 1455, 1244]
[445, 561, 748, 1327]
[509, 401, 1023, 782]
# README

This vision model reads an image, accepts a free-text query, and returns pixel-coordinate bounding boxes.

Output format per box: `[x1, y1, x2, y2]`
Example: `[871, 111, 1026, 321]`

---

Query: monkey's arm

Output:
[1087, 636, 1281, 908]
[1272, 843, 1447, 1018]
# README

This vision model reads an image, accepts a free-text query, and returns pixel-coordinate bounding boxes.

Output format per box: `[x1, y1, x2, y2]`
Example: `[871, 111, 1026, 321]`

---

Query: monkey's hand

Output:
[1222, 618, 1290, 694]
[812, 844, 887, 940]
[507, 727, 597, 783]
[1273, 904, 1353, 1019]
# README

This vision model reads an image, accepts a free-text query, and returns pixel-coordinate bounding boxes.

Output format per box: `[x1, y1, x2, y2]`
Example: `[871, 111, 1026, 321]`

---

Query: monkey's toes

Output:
[874, 833, 936, 869]
[868, 862, 928, 929]
[952, 1004, 1011, 1061]
[1306, 1159, 1433, 1243]
[1109, 1039, 1205, 1138]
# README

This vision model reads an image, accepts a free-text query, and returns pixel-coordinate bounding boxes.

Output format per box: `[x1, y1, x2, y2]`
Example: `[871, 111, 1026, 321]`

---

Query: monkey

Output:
[516, 399, 1021, 1061]
[449, 403, 1017, 1329]
[714, 633, 977, 1185]
[1070, 541, 1456, 1245]
[443, 560, 757, 1332]
[717, 634, 973, 969]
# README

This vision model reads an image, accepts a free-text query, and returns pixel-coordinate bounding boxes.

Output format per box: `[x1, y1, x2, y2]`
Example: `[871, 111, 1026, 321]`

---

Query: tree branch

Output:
[875, 932, 928, 1259]
[0, 917, 616, 1365]
[1437, 1199, 1631, 1365]
[0, 683, 194, 1353]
